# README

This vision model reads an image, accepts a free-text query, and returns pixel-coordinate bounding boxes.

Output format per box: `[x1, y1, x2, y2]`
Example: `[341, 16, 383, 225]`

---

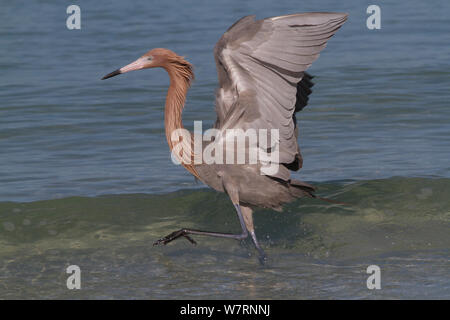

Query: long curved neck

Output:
[163, 60, 199, 178]
[164, 68, 189, 147]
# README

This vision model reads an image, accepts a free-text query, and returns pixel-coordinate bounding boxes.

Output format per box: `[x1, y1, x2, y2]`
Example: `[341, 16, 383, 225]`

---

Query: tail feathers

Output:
[289, 178, 316, 197]
[290, 178, 315, 191]
[289, 179, 350, 206]
[312, 195, 351, 206]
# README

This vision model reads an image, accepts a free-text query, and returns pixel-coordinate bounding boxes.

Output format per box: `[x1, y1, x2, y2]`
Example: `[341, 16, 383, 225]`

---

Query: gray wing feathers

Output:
[213, 12, 347, 178]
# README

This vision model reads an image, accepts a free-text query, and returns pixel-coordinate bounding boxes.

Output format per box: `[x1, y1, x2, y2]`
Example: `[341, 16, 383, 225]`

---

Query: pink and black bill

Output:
[102, 69, 122, 80]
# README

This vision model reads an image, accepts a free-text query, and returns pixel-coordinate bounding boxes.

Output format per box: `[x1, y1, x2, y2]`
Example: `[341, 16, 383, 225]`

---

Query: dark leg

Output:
[250, 230, 267, 264]
[240, 205, 267, 264]
[153, 204, 249, 246]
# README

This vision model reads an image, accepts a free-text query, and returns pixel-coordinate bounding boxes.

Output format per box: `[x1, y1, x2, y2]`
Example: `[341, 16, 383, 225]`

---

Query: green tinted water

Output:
[1, 178, 448, 299]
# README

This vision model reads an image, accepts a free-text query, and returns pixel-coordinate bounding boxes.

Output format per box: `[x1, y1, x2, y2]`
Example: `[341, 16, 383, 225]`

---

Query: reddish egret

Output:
[102, 13, 348, 262]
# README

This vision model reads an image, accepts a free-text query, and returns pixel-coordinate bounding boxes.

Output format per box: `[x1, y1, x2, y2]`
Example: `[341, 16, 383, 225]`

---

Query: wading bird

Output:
[102, 13, 347, 262]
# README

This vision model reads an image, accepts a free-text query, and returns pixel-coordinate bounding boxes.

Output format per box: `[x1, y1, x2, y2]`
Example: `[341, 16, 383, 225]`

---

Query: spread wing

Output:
[213, 12, 347, 180]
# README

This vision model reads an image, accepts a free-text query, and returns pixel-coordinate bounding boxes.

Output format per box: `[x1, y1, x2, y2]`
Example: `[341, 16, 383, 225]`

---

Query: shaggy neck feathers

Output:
[162, 56, 199, 178]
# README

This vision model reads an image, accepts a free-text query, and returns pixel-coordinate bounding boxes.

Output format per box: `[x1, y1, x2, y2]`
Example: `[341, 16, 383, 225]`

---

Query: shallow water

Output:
[1, 1, 450, 299]
[1, 178, 449, 299]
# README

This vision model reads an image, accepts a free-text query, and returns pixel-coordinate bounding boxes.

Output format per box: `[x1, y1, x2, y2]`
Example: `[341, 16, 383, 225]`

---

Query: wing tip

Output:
[270, 12, 348, 24]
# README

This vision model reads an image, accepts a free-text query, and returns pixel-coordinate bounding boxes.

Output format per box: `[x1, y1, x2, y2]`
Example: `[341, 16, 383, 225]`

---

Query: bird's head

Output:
[102, 48, 187, 80]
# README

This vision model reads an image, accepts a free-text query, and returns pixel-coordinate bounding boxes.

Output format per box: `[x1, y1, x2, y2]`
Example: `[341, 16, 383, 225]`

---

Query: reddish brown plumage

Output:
[146, 49, 199, 178]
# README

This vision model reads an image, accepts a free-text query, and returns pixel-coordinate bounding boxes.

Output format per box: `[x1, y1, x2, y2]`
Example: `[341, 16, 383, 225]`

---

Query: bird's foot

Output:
[257, 252, 268, 266]
[153, 229, 197, 246]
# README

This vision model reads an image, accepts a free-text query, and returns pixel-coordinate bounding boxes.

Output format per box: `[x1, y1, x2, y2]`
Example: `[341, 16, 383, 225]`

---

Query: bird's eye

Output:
[147, 56, 153, 61]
